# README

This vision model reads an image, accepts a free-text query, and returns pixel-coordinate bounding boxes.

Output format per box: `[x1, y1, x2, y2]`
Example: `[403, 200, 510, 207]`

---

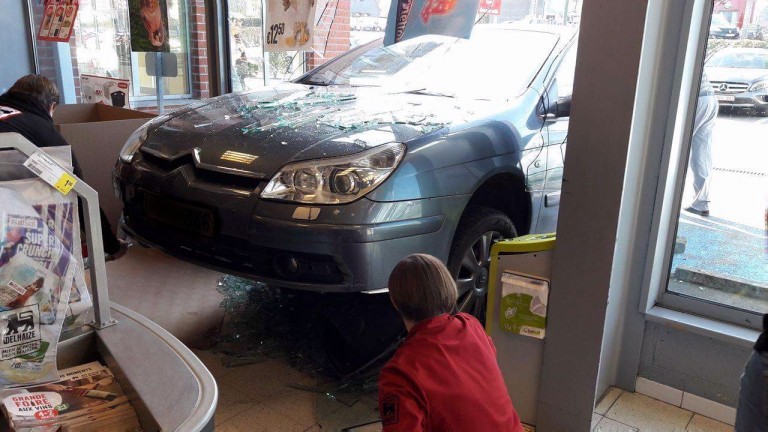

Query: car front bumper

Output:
[115, 156, 465, 293]
[711, 30, 740, 39]
[714, 91, 768, 109]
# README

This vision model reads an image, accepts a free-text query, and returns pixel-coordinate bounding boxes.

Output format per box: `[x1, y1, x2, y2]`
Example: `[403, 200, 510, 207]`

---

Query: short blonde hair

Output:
[388, 254, 457, 322]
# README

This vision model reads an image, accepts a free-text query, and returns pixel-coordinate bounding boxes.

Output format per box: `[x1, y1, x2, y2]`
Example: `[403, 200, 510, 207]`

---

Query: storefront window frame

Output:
[130, 0, 194, 102]
[640, 0, 764, 333]
[70, 0, 195, 104]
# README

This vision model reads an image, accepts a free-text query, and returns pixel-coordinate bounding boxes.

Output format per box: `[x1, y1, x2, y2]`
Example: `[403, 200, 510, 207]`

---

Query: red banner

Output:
[37, 0, 79, 43]
[478, 0, 501, 15]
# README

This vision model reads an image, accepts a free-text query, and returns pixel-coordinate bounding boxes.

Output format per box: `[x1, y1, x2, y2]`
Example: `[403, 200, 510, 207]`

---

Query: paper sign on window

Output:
[38, 0, 79, 43]
[264, 0, 317, 52]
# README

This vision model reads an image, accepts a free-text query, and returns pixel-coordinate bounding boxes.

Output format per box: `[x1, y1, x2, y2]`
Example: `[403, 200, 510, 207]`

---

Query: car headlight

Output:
[119, 120, 152, 163]
[749, 80, 768, 92]
[261, 142, 406, 204]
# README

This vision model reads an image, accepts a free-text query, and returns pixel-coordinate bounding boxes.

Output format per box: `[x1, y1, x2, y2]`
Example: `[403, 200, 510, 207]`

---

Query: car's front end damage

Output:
[114, 87, 485, 293]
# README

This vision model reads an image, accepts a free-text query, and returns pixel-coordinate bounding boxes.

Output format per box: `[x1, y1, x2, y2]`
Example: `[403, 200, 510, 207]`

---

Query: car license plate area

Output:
[143, 192, 216, 237]
[716, 95, 736, 102]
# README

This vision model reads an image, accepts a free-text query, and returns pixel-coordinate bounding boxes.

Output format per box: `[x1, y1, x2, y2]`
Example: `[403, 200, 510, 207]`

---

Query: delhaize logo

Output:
[421, 0, 458, 23]
[394, 0, 415, 43]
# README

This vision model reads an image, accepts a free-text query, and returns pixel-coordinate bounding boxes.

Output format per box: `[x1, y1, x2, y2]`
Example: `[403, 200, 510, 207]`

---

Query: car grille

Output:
[141, 151, 192, 171]
[140, 151, 264, 194]
[710, 81, 749, 94]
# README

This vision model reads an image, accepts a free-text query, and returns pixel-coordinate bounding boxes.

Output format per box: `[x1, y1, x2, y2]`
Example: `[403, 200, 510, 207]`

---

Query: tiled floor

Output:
[192, 350, 739, 432]
[192, 349, 383, 431]
[106, 248, 736, 432]
[593, 387, 733, 432]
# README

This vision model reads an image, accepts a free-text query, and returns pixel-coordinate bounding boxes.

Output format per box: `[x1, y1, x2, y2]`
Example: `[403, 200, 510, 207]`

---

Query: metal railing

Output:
[1, 132, 116, 329]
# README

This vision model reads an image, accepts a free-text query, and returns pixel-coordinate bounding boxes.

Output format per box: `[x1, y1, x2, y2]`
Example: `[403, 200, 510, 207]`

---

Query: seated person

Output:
[0, 74, 128, 261]
[378, 253, 524, 432]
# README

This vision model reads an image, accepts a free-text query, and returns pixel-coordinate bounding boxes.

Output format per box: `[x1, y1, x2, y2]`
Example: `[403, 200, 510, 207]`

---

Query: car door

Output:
[536, 42, 577, 233]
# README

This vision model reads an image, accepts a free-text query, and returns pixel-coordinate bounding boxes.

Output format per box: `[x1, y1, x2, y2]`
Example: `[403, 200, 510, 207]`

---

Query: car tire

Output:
[447, 206, 517, 323]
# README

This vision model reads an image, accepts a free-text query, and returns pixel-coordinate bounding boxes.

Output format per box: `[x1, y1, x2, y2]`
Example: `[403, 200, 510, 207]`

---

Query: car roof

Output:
[476, 23, 578, 38]
[473, 23, 578, 49]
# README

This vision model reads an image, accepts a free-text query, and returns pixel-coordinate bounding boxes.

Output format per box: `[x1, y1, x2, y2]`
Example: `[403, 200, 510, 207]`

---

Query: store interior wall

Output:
[639, 322, 751, 406]
[1, 2, 36, 91]
[595, 0, 694, 399]
[536, 0, 648, 430]
[597, 0, 756, 411]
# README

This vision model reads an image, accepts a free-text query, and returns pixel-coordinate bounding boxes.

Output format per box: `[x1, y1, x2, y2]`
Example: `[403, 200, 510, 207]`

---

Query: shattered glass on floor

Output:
[212, 275, 403, 414]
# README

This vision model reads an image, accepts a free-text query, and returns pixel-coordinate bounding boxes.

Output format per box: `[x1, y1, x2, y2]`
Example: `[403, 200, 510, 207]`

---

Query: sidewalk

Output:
[672, 167, 768, 311]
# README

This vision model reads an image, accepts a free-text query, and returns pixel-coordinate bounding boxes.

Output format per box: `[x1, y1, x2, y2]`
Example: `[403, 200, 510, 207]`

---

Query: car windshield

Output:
[299, 28, 561, 100]
[708, 50, 768, 69]
[711, 14, 730, 27]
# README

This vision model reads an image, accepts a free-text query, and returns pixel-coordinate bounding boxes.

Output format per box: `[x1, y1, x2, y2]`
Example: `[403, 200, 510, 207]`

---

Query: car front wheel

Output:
[447, 206, 517, 322]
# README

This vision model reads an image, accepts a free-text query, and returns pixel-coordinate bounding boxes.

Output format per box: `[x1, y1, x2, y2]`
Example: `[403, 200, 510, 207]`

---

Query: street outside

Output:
[672, 109, 768, 314]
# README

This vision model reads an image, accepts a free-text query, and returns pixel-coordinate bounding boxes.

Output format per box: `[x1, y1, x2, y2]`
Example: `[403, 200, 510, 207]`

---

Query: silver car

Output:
[114, 25, 577, 317]
[706, 47, 768, 115]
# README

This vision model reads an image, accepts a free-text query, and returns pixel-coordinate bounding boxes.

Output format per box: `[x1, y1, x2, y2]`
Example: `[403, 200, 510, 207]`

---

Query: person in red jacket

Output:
[378, 253, 524, 432]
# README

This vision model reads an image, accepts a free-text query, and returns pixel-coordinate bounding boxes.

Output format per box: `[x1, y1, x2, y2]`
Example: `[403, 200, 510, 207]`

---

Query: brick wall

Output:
[307, 0, 351, 70]
[189, 0, 210, 100]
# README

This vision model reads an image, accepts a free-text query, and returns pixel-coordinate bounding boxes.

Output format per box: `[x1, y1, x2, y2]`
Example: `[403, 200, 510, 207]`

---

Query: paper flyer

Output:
[384, 0, 481, 45]
[37, 0, 79, 43]
[264, 0, 317, 52]
[499, 272, 549, 339]
[128, 0, 171, 52]
[80, 75, 130, 108]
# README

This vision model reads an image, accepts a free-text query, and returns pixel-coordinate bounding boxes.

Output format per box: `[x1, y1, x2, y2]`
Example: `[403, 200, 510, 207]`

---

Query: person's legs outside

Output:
[687, 95, 717, 215]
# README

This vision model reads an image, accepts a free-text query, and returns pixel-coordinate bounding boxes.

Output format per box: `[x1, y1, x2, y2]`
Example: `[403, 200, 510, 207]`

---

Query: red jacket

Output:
[378, 313, 524, 432]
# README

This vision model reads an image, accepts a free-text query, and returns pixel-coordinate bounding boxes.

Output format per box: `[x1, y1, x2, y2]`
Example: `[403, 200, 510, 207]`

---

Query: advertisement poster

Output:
[264, 0, 317, 52]
[384, 0, 481, 46]
[37, 0, 79, 43]
[478, 0, 501, 15]
[128, 0, 170, 52]
[80, 75, 130, 108]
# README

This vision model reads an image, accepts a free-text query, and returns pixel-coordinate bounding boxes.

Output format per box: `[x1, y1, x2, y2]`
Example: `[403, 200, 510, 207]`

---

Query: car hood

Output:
[140, 84, 493, 179]
[705, 66, 768, 84]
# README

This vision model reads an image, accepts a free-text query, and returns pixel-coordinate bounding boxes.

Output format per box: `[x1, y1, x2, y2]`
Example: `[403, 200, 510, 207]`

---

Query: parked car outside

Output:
[705, 47, 768, 115]
[743, 23, 764, 41]
[114, 24, 577, 319]
[710, 14, 740, 39]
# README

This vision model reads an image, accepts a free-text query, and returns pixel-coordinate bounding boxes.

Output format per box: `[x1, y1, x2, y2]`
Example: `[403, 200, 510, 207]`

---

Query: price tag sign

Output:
[23, 152, 77, 195]
[264, 0, 316, 52]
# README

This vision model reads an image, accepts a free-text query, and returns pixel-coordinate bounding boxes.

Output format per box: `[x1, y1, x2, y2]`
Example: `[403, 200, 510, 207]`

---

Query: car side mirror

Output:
[548, 94, 572, 118]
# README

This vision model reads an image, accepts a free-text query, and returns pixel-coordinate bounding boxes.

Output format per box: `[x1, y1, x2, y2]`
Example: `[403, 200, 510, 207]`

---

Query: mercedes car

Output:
[114, 24, 577, 317]
[706, 47, 768, 115]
